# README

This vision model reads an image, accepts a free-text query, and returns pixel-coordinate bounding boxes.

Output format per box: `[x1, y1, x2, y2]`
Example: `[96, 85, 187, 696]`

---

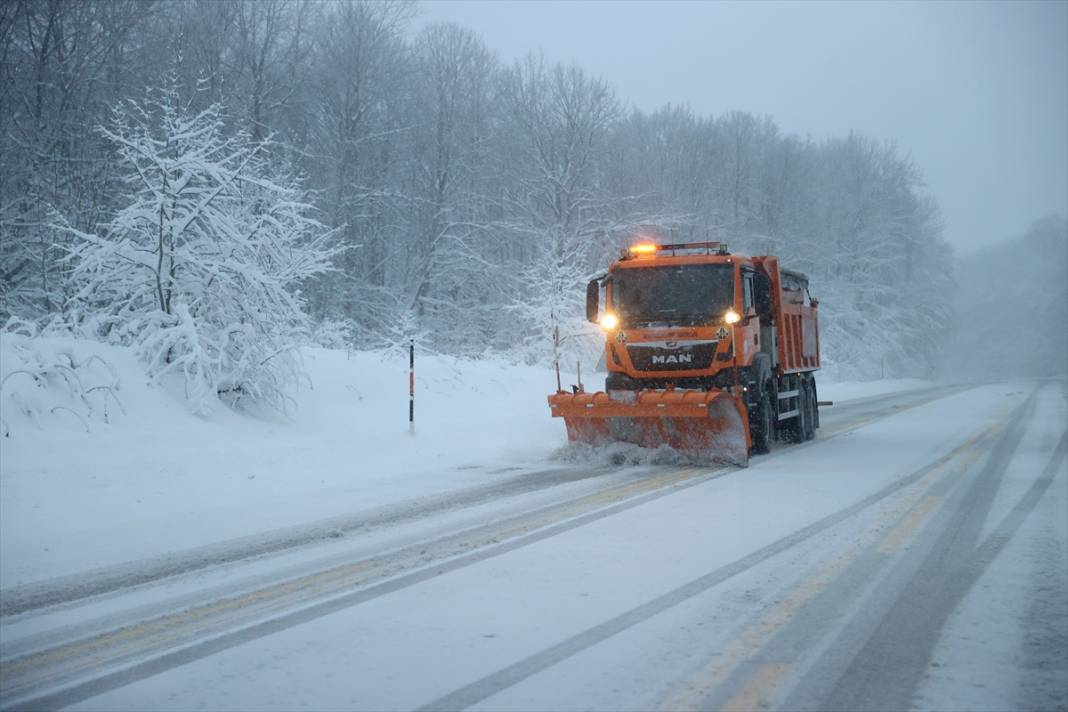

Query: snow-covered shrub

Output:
[311, 319, 355, 350]
[62, 86, 337, 414]
[0, 323, 124, 437]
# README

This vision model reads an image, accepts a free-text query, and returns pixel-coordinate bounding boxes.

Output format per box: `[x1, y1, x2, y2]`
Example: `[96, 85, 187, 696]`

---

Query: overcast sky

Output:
[418, 0, 1067, 254]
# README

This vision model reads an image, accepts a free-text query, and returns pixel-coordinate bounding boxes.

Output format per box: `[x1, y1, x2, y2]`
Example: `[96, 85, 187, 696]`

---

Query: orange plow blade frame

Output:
[548, 389, 751, 465]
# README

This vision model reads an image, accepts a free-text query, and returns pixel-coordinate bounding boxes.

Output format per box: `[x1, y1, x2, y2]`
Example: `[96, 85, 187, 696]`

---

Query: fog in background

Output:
[420, 0, 1068, 255]
[942, 215, 1068, 379]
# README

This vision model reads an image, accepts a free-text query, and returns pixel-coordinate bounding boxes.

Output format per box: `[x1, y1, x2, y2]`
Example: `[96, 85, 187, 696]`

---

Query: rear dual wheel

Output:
[782, 379, 803, 444]
[802, 379, 816, 441]
[782, 376, 816, 444]
[751, 391, 773, 455]
[807, 378, 820, 438]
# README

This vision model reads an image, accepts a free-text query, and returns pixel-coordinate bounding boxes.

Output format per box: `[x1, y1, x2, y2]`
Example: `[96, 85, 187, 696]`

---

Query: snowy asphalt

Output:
[0, 384, 970, 619]
[1, 381, 1065, 711]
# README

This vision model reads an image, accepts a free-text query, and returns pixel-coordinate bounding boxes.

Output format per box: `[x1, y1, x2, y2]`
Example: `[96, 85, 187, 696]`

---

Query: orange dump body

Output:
[547, 389, 750, 465]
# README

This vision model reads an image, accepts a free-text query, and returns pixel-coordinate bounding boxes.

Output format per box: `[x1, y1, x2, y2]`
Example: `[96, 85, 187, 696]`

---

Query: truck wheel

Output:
[782, 379, 805, 444]
[803, 380, 816, 441]
[752, 391, 773, 455]
[810, 377, 820, 430]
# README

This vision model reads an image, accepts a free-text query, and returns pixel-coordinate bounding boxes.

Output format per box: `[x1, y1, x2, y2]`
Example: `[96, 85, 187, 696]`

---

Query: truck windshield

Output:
[610, 264, 734, 327]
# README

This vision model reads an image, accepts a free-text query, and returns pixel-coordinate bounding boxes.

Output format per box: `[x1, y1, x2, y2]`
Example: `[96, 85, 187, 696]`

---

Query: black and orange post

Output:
[408, 338, 415, 433]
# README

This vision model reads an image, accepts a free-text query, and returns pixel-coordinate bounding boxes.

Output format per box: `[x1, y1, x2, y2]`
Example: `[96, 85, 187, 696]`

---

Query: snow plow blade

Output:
[548, 390, 751, 465]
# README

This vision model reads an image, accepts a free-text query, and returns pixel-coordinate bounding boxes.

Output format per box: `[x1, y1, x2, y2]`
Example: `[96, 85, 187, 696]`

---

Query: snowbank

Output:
[0, 334, 931, 586]
[1, 335, 564, 586]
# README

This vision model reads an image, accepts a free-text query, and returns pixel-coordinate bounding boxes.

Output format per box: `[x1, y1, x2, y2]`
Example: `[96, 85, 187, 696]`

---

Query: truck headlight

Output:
[599, 312, 619, 330]
[723, 309, 741, 325]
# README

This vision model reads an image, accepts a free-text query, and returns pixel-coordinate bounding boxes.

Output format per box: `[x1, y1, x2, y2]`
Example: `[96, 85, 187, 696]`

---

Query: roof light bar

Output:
[623, 241, 730, 258]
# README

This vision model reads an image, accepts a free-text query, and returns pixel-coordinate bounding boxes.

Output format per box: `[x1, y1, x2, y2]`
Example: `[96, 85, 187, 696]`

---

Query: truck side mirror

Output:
[586, 280, 599, 323]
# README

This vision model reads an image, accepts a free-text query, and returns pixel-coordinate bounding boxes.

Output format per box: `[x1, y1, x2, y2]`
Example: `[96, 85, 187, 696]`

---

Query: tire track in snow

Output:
[667, 386, 1043, 711]
[655, 425, 999, 712]
[703, 383, 1061, 712]
[789, 391, 1066, 712]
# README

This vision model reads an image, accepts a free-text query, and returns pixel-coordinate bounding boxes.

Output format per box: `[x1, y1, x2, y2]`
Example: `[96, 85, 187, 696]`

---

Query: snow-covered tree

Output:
[497, 56, 626, 365]
[64, 85, 336, 413]
[306, 0, 413, 336]
[403, 22, 500, 354]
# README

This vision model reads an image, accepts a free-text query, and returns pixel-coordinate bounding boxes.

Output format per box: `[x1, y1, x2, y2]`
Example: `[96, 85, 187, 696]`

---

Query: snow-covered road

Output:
[1, 381, 1065, 711]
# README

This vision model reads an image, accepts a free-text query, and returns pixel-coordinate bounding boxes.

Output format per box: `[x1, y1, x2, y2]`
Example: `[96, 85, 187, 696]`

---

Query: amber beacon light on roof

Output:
[623, 240, 731, 259]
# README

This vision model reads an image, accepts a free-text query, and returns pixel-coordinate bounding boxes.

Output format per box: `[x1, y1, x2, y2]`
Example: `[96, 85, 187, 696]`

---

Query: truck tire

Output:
[810, 377, 820, 430]
[752, 391, 773, 455]
[803, 379, 816, 441]
[782, 377, 805, 444]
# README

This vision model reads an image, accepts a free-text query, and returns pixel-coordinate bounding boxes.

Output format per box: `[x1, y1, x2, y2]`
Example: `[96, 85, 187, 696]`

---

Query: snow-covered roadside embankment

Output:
[0, 334, 563, 587]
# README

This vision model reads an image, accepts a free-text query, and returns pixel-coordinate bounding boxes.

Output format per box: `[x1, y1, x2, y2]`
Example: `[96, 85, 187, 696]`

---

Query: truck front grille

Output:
[627, 342, 717, 371]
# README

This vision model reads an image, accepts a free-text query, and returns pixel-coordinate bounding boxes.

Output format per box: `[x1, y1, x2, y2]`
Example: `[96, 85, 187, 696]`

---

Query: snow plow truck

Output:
[548, 240, 821, 464]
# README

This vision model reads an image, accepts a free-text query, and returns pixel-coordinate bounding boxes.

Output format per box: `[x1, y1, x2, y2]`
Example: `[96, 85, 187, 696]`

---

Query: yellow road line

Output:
[656, 536, 871, 712]
[720, 663, 792, 712]
[878, 494, 940, 553]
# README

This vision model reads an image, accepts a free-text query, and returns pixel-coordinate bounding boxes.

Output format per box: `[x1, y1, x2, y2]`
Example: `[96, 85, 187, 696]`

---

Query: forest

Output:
[1, 0, 962, 405]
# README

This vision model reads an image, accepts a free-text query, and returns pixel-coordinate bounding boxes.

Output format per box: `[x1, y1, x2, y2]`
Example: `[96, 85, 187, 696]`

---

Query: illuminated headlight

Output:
[599, 312, 619, 330]
[723, 309, 741, 325]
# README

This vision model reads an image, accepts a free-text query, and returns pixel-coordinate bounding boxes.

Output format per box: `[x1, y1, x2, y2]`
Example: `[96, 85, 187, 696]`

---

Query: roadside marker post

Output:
[409, 338, 415, 434]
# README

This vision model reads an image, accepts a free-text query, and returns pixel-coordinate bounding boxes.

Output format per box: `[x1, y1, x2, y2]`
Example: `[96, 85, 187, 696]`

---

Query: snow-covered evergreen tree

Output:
[64, 85, 336, 413]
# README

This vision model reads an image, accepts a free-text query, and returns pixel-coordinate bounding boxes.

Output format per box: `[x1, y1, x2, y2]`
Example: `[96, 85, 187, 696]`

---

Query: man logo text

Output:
[651, 354, 692, 365]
